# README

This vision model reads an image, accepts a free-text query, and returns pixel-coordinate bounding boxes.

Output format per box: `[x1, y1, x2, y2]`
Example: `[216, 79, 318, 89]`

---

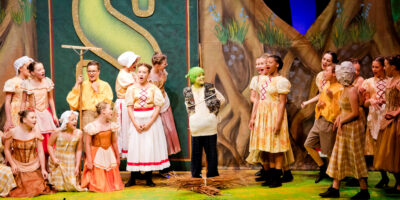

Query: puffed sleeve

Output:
[361, 78, 370, 92]
[3, 79, 16, 93]
[66, 82, 81, 111]
[277, 77, 291, 94]
[84, 123, 97, 136]
[153, 86, 165, 107]
[117, 71, 135, 88]
[45, 77, 54, 91]
[125, 86, 135, 106]
[249, 76, 258, 91]
[21, 79, 33, 94]
[110, 122, 120, 133]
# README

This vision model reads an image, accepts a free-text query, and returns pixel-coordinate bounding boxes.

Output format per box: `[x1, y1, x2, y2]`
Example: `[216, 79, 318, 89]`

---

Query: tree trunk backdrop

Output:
[199, 0, 400, 169]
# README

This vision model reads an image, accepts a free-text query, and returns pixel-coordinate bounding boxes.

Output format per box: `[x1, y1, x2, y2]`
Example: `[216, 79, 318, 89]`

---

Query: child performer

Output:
[302, 64, 343, 183]
[3, 56, 33, 131]
[248, 55, 292, 188]
[21, 62, 58, 155]
[320, 61, 369, 199]
[125, 63, 170, 187]
[374, 55, 400, 194]
[0, 131, 17, 197]
[361, 57, 389, 188]
[4, 110, 55, 197]
[247, 54, 270, 179]
[47, 111, 86, 191]
[301, 51, 339, 107]
[248, 55, 294, 185]
[81, 102, 124, 192]
[183, 67, 225, 178]
[115, 51, 139, 158]
[149, 52, 181, 156]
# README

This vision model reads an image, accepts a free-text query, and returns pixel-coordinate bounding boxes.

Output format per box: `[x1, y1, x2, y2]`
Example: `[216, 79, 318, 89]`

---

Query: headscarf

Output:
[335, 61, 356, 87]
[117, 51, 140, 68]
[13, 56, 34, 75]
[59, 110, 79, 131]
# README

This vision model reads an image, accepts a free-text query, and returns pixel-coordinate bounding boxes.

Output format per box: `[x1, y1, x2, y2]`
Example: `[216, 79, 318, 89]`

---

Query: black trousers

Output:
[191, 134, 219, 178]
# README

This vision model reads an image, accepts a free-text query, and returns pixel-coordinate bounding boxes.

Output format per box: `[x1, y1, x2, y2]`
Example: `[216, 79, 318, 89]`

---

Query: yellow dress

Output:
[0, 132, 16, 197]
[249, 76, 291, 154]
[48, 130, 86, 191]
[2, 76, 25, 126]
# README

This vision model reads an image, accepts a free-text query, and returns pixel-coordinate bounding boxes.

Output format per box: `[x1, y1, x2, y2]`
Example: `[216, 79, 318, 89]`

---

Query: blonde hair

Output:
[95, 101, 109, 115]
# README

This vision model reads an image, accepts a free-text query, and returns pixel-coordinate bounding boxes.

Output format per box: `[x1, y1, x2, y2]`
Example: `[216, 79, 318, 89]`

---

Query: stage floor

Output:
[11, 170, 399, 200]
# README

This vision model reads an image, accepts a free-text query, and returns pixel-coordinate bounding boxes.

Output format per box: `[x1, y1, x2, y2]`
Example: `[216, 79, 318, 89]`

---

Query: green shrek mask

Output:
[186, 66, 205, 87]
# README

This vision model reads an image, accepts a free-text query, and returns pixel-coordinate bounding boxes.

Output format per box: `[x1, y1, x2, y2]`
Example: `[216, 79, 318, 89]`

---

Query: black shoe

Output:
[375, 176, 389, 188]
[351, 190, 370, 199]
[261, 169, 273, 186]
[319, 187, 340, 198]
[315, 164, 328, 183]
[125, 172, 137, 187]
[256, 169, 269, 182]
[268, 169, 282, 188]
[145, 171, 156, 187]
[281, 170, 293, 183]
[345, 177, 360, 187]
[255, 168, 264, 177]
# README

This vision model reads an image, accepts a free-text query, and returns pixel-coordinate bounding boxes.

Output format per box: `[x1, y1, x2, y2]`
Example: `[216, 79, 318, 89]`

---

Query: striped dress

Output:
[326, 92, 368, 180]
[48, 130, 86, 191]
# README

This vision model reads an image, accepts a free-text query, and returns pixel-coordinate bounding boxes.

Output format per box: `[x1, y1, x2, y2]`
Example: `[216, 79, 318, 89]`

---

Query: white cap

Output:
[14, 56, 34, 75]
[117, 51, 140, 68]
[59, 110, 79, 131]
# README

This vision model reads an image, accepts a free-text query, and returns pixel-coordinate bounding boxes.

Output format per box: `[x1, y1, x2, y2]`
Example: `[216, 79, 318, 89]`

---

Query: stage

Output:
[12, 170, 398, 200]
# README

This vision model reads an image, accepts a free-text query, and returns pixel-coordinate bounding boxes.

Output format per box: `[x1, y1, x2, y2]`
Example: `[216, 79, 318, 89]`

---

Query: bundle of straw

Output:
[168, 172, 246, 196]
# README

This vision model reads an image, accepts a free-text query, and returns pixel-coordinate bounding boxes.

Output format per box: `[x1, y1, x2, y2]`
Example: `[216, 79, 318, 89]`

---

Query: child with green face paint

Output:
[183, 67, 225, 178]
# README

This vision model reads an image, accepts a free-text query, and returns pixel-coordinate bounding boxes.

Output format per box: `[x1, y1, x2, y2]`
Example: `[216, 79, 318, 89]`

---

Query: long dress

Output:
[3, 76, 26, 126]
[125, 84, 170, 171]
[374, 79, 400, 173]
[361, 77, 387, 155]
[247, 75, 292, 161]
[149, 69, 181, 155]
[81, 122, 124, 192]
[5, 130, 54, 197]
[0, 132, 16, 197]
[22, 77, 57, 154]
[115, 69, 136, 158]
[48, 129, 86, 191]
[326, 92, 368, 180]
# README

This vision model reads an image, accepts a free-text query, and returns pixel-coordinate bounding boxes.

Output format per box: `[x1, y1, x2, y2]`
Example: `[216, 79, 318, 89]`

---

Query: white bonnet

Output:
[336, 61, 356, 86]
[117, 51, 140, 68]
[14, 56, 34, 75]
[59, 110, 79, 130]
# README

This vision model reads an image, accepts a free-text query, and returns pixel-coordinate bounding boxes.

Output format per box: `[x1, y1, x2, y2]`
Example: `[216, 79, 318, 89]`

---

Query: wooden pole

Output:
[61, 45, 102, 129]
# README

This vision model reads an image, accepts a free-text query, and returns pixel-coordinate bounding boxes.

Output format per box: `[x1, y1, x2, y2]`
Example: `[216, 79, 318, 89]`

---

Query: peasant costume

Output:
[0, 131, 16, 197]
[149, 69, 181, 155]
[81, 122, 124, 192]
[3, 77, 25, 126]
[22, 77, 57, 153]
[125, 84, 170, 171]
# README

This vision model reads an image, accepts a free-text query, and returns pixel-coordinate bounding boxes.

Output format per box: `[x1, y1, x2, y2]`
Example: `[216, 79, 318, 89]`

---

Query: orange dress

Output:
[81, 123, 124, 192]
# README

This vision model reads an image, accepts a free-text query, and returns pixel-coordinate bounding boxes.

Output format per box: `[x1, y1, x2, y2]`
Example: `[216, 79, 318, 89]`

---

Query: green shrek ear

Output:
[186, 66, 204, 84]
